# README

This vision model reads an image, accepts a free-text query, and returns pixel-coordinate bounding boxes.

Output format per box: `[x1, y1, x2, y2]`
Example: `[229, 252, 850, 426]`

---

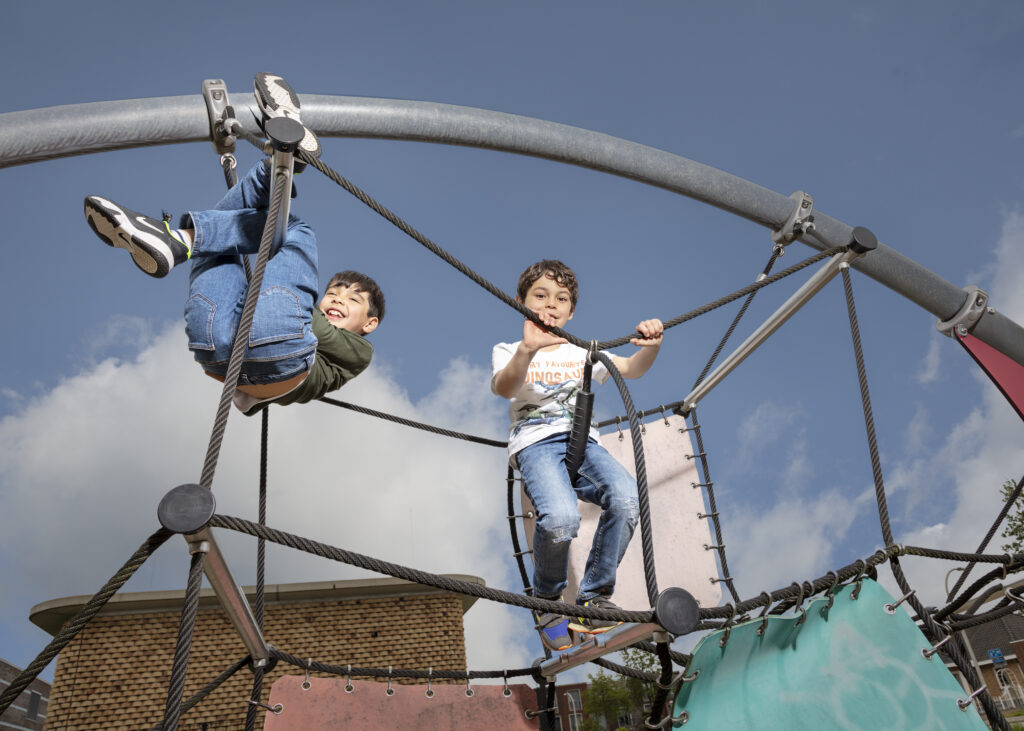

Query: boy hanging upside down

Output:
[83, 73, 384, 415]
[491, 259, 663, 651]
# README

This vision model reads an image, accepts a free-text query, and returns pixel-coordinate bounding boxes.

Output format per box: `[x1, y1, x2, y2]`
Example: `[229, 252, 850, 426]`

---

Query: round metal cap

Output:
[848, 226, 878, 254]
[157, 483, 216, 534]
[654, 587, 700, 635]
[264, 116, 305, 152]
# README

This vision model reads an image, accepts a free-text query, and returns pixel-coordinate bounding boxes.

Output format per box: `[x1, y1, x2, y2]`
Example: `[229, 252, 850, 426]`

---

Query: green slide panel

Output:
[673, 579, 987, 730]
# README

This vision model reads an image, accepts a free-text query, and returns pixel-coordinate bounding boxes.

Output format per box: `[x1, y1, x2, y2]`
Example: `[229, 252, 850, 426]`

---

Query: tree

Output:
[999, 478, 1024, 554]
[584, 648, 667, 730]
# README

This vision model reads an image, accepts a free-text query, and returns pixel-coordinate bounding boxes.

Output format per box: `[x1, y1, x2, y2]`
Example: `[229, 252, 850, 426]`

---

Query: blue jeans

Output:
[184, 161, 319, 385]
[517, 433, 639, 602]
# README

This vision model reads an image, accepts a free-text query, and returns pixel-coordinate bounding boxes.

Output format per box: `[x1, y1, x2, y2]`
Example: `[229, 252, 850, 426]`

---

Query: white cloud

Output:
[916, 337, 943, 385]
[0, 324, 536, 676]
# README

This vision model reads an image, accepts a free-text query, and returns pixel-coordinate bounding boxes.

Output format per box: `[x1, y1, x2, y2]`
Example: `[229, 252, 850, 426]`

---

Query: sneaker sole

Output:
[253, 73, 321, 158]
[84, 196, 174, 278]
[568, 620, 622, 635]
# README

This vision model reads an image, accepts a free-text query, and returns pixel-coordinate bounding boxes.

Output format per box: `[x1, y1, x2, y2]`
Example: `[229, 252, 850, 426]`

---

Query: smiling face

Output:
[521, 272, 575, 328]
[318, 284, 379, 335]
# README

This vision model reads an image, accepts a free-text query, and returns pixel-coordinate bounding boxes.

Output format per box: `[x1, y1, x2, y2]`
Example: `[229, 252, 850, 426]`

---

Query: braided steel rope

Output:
[199, 162, 290, 490]
[161, 551, 207, 731]
[595, 351, 659, 605]
[319, 396, 507, 447]
[271, 648, 534, 680]
[946, 472, 1024, 603]
[148, 656, 250, 731]
[0, 528, 172, 716]
[211, 514, 653, 623]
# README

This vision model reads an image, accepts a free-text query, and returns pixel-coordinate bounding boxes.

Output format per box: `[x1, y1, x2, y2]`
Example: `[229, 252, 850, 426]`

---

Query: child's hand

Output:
[630, 318, 664, 347]
[523, 311, 568, 352]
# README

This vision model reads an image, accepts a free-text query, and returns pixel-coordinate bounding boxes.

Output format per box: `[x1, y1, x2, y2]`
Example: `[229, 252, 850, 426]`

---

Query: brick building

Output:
[0, 657, 50, 730]
[944, 612, 1024, 713]
[31, 575, 482, 730]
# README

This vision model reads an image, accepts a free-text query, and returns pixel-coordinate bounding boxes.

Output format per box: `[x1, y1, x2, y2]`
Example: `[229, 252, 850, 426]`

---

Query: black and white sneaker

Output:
[84, 196, 190, 278]
[253, 72, 321, 160]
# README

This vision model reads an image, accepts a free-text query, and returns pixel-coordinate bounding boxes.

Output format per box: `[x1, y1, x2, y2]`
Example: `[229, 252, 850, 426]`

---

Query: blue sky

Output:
[2, 0, 1024, 696]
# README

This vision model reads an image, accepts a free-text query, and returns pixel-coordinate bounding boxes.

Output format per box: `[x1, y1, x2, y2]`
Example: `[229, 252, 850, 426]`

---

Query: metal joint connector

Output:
[770, 191, 815, 249]
[936, 285, 990, 338]
[202, 79, 236, 156]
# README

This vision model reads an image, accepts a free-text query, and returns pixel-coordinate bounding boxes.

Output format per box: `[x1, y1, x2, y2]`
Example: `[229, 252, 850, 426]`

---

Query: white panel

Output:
[520, 413, 721, 614]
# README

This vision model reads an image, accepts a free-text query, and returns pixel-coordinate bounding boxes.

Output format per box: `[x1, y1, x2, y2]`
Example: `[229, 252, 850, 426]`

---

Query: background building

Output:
[0, 657, 50, 731]
[31, 575, 482, 730]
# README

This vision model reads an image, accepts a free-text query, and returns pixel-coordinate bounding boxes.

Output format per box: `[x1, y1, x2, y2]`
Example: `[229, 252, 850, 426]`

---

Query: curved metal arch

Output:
[2, 92, 1022, 366]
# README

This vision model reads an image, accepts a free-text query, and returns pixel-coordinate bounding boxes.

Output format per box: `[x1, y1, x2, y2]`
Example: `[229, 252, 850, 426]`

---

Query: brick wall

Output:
[43, 592, 468, 730]
[0, 658, 50, 730]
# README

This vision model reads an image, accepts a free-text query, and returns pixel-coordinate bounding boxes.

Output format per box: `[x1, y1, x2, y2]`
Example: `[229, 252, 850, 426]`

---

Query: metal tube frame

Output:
[537, 622, 663, 681]
[680, 249, 863, 412]
[2, 93, 1023, 366]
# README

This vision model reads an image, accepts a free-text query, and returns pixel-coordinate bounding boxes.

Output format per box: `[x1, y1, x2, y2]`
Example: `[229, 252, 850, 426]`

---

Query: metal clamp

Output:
[616, 417, 624, 441]
[850, 561, 867, 601]
[756, 592, 773, 637]
[345, 665, 354, 694]
[646, 710, 689, 728]
[957, 685, 985, 711]
[302, 658, 312, 691]
[822, 571, 839, 614]
[425, 668, 434, 698]
[385, 666, 395, 696]
[246, 699, 283, 715]
[792, 583, 808, 627]
[503, 670, 512, 698]
[770, 191, 815, 250]
[884, 589, 916, 615]
[936, 285, 989, 338]
[718, 604, 736, 648]
[202, 79, 236, 156]
[922, 635, 952, 660]
[465, 675, 475, 698]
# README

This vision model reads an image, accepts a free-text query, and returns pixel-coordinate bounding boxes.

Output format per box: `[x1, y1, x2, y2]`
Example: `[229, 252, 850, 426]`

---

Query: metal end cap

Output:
[848, 226, 878, 254]
[157, 483, 215, 534]
[654, 587, 700, 635]
[264, 116, 305, 151]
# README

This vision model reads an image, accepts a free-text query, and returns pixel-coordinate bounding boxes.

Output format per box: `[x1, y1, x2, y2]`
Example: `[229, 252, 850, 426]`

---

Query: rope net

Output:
[2, 107, 1019, 731]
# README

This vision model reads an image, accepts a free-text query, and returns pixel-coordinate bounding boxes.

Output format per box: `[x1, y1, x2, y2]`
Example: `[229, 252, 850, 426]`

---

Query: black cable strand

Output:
[935, 562, 1024, 622]
[688, 408, 739, 603]
[645, 642, 675, 729]
[949, 596, 1024, 631]
[595, 352, 659, 605]
[211, 514, 653, 623]
[289, 141, 844, 352]
[244, 409, 270, 731]
[271, 648, 534, 680]
[946, 472, 1024, 602]
[842, 268, 1010, 730]
[148, 656, 250, 731]
[319, 397, 507, 447]
[507, 467, 534, 594]
[590, 657, 660, 682]
[0, 528, 172, 716]
[161, 550, 207, 731]
[199, 163, 290, 490]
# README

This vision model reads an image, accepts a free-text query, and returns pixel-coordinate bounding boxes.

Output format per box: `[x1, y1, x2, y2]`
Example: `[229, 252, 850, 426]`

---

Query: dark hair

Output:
[325, 270, 386, 322]
[516, 259, 578, 310]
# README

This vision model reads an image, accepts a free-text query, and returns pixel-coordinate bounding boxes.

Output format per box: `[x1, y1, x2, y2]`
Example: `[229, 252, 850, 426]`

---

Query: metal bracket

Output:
[936, 285, 989, 338]
[770, 191, 815, 250]
[202, 79, 236, 156]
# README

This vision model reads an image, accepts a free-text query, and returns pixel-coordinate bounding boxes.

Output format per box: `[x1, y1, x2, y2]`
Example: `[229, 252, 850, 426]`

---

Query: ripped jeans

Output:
[517, 432, 639, 602]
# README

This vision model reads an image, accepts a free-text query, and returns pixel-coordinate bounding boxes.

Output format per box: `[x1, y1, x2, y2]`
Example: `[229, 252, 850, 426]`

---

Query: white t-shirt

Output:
[491, 341, 610, 458]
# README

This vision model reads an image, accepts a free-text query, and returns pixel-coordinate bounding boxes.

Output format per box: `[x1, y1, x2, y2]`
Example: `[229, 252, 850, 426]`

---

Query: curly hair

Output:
[516, 259, 578, 310]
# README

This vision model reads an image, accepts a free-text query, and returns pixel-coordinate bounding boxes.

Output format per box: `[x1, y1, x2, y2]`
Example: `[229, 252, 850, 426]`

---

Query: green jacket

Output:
[239, 308, 373, 415]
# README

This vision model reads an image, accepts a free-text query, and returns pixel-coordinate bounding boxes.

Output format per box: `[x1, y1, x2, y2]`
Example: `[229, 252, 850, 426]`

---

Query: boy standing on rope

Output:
[82, 73, 384, 416]
[491, 260, 663, 651]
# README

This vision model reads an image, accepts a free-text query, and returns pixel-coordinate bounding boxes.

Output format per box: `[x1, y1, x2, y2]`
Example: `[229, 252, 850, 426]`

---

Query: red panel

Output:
[263, 675, 541, 730]
[958, 333, 1024, 422]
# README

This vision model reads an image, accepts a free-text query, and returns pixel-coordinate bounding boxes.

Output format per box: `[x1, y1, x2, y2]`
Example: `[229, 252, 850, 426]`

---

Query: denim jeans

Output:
[517, 432, 639, 602]
[184, 161, 318, 385]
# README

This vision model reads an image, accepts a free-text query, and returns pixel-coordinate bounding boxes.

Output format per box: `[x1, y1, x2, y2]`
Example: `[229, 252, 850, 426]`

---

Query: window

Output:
[26, 690, 40, 720]
[566, 689, 583, 731]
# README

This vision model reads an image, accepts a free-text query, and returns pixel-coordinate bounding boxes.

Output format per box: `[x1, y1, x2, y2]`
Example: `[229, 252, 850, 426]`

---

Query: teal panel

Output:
[673, 579, 987, 730]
